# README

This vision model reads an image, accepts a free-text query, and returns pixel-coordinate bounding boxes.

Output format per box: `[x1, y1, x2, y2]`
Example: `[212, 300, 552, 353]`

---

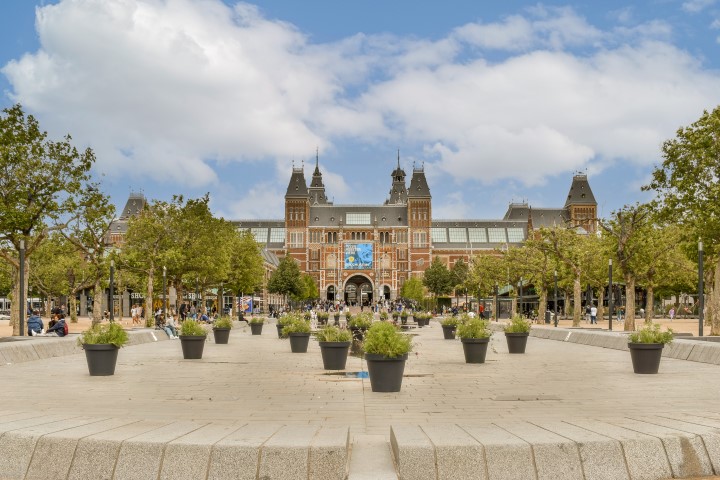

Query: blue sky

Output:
[1, 0, 719, 222]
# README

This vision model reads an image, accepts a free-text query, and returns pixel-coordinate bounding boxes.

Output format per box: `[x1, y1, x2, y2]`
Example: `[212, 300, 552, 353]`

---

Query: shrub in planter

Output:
[456, 318, 492, 363]
[400, 311, 409, 325]
[363, 322, 413, 392]
[282, 317, 312, 353]
[391, 311, 400, 324]
[78, 322, 129, 376]
[440, 316, 460, 339]
[349, 312, 373, 341]
[628, 323, 673, 374]
[317, 312, 330, 325]
[380, 311, 389, 321]
[179, 319, 208, 359]
[504, 316, 531, 354]
[212, 316, 233, 344]
[317, 326, 352, 370]
[276, 315, 292, 338]
[249, 317, 265, 335]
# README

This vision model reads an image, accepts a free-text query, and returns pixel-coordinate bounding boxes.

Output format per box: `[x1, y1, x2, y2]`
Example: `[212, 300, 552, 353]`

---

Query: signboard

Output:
[344, 243, 373, 269]
[239, 296, 253, 314]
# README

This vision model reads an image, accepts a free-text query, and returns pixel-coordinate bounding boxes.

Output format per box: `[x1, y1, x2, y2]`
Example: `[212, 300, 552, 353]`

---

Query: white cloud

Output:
[215, 181, 284, 220]
[2, 0, 720, 194]
[682, 0, 717, 13]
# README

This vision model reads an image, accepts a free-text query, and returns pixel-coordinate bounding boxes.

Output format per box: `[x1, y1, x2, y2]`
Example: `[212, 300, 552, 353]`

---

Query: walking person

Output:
[669, 307, 675, 321]
[590, 305, 597, 324]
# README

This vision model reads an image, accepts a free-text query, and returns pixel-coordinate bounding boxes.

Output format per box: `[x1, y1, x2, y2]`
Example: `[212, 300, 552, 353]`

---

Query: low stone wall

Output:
[0, 412, 349, 480]
[0, 329, 170, 366]
[391, 414, 720, 480]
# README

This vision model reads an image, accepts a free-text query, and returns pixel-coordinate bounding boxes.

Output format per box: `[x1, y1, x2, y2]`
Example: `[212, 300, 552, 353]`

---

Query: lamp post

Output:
[195, 277, 199, 313]
[518, 277, 523, 318]
[608, 259, 613, 331]
[19, 240, 25, 336]
[162, 266, 167, 319]
[494, 283, 499, 322]
[68, 268, 75, 321]
[554, 270, 558, 327]
[699, 240, 704, 337]
[109, 260, 115, 323]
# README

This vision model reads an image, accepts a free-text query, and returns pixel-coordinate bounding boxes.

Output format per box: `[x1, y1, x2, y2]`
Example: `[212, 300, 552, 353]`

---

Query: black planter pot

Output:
[365, 353, 408, 392]
[179, 335, 206, 359]
[505, 332, 529, 354]
[213, 328, 231, 344]
[319, 341, 351, 370]
[288, 332, 311, 353]
[83, 344, 120, 376]
[461, 338, 490, 363]
[629, 343, 664, 374]
[334, 314, 340, 324]
[276, 324, 287, 338]
[250, 323, 264, 335]
[442, 325, 457, 340]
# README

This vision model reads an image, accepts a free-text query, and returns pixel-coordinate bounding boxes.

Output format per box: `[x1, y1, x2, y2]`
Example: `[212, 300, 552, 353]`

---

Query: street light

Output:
[19, 240, 25, 336]
[494, 283, 499, 322]
[518, 277, 523, 318]
[608, 259, 613, 331]
[162, 266, 167, 319]
[554, 270, 558, 327]
[109, 260, 115, 323]
[195, 277, 199, 313]
[699, 240, 704, 337]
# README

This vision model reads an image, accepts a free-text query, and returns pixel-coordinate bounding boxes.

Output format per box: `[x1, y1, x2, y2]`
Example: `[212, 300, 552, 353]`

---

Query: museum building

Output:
[233, 156, 597, 305]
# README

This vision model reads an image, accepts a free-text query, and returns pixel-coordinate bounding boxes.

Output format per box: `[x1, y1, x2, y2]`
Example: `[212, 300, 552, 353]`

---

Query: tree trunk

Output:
[709, 257, 720, 335]
[572, 274, 582, 326]
[624, 275, 636, 331]
[145, 271, 154, 328]
[645, 286, 654, 324]
[11, 260, 30, 336]
[596, 287, 605, 323]
[564, 291, 570, 318]
[511, 297, 517, 318]
[538, 287, 547, 323]
[69, 291, 78, 323]
[92, 279, 103, 326]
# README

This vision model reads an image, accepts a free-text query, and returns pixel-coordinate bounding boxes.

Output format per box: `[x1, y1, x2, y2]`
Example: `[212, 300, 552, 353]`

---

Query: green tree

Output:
[399, 276, 424, 304]
[423, 256, 453, 307]
[293, 273, 319, 303]
[450, 258, 469, 305]
[645, 106, 720, 333]
[268, 255, 302, 305]
[0, 104, 94, 335]
[226, 230, 265, 317]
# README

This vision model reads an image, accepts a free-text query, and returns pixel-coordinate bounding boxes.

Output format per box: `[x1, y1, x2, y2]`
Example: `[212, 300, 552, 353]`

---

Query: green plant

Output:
[400, 311, 409, 318]
[348, 312, 373, 329]
[363, 322, 413, 358]
[628, 323, 674, 344]
[380, 311, 389, 321]
[282, 318, 311, 335]
[77, 322, 129, 348]
[440, 316, 460, 327]
[180, 319, 208, 337]
[213, 316, 233, 329]
[391, 311, 400, 318]
[457, 318, 492, 339]
[249, 317, 265, 324]
[317, 312, 329, 321]
[303, 311, 311, 320]
[504, 315, 532, 333]
[316, 325, 352, 342]
[345, 312, 353, 321]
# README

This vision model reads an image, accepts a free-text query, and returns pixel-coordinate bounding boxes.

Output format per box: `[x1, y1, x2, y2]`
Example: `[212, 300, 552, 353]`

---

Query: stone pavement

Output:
[2, 320, 720, 479]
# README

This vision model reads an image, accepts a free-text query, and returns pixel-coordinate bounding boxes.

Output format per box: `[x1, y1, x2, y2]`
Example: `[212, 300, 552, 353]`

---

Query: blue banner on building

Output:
[345, 243, 373, 269]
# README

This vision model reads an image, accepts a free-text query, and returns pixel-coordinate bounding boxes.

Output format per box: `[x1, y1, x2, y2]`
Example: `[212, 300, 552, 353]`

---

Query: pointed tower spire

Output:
[397, 149, 400, 169]
[309, 149, 329, 204]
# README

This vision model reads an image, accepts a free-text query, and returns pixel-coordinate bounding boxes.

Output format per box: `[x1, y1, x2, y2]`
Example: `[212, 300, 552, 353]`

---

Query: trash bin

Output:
[545, 310, 551, 324]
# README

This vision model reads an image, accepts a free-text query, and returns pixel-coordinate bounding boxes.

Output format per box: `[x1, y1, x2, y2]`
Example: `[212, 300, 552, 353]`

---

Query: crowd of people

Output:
[27, 305, 68, 337]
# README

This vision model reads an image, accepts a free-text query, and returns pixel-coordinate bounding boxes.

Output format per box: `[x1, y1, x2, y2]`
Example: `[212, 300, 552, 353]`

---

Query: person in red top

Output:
[478, 304, 485, 319]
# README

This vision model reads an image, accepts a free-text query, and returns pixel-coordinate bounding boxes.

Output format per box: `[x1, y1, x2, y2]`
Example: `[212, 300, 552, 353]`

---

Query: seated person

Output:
[164, 314, 178, 338]
[46, 315, 67, 337]
[27, 310, 44, 336]
[199, 311, 210, 323]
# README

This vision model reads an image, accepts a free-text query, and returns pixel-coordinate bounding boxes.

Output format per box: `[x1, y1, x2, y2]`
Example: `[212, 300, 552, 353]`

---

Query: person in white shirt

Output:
[590, 305, 598, 324]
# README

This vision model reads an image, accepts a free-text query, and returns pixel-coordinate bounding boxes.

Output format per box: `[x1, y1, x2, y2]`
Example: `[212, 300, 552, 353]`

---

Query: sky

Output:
[1, 0, 719, 222]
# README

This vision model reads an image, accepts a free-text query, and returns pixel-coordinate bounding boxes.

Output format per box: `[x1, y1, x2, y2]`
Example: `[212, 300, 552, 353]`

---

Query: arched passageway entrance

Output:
[344, 275, 373, 306]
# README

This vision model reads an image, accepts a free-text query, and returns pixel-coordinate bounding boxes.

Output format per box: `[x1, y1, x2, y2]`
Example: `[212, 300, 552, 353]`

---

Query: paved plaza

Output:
[3, 320, 720, 479]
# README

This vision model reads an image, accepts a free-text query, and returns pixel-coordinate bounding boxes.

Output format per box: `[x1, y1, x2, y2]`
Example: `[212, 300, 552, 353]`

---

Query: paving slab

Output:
[422, 424, 486, 480]
[113, 421, 207, 480]
[348, 434, 397, 480]
[495, 421, 583, 480]
[24, 417, 135, 480]
[630, 415, 720, 475]
[531, 420, 629, 480]
[159, 422, 242, 480]
[390, 425, 435, 480]
[0, 416, 101, 480]
[565, 419, 672, 480]
[207, 423, 280, 480]
[604, 417, 712, 478]
[68, 420, 172, 480]
[463, 425, 536, 480]
[258, 425, 320, 480]
[309, 427, 350, 480]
